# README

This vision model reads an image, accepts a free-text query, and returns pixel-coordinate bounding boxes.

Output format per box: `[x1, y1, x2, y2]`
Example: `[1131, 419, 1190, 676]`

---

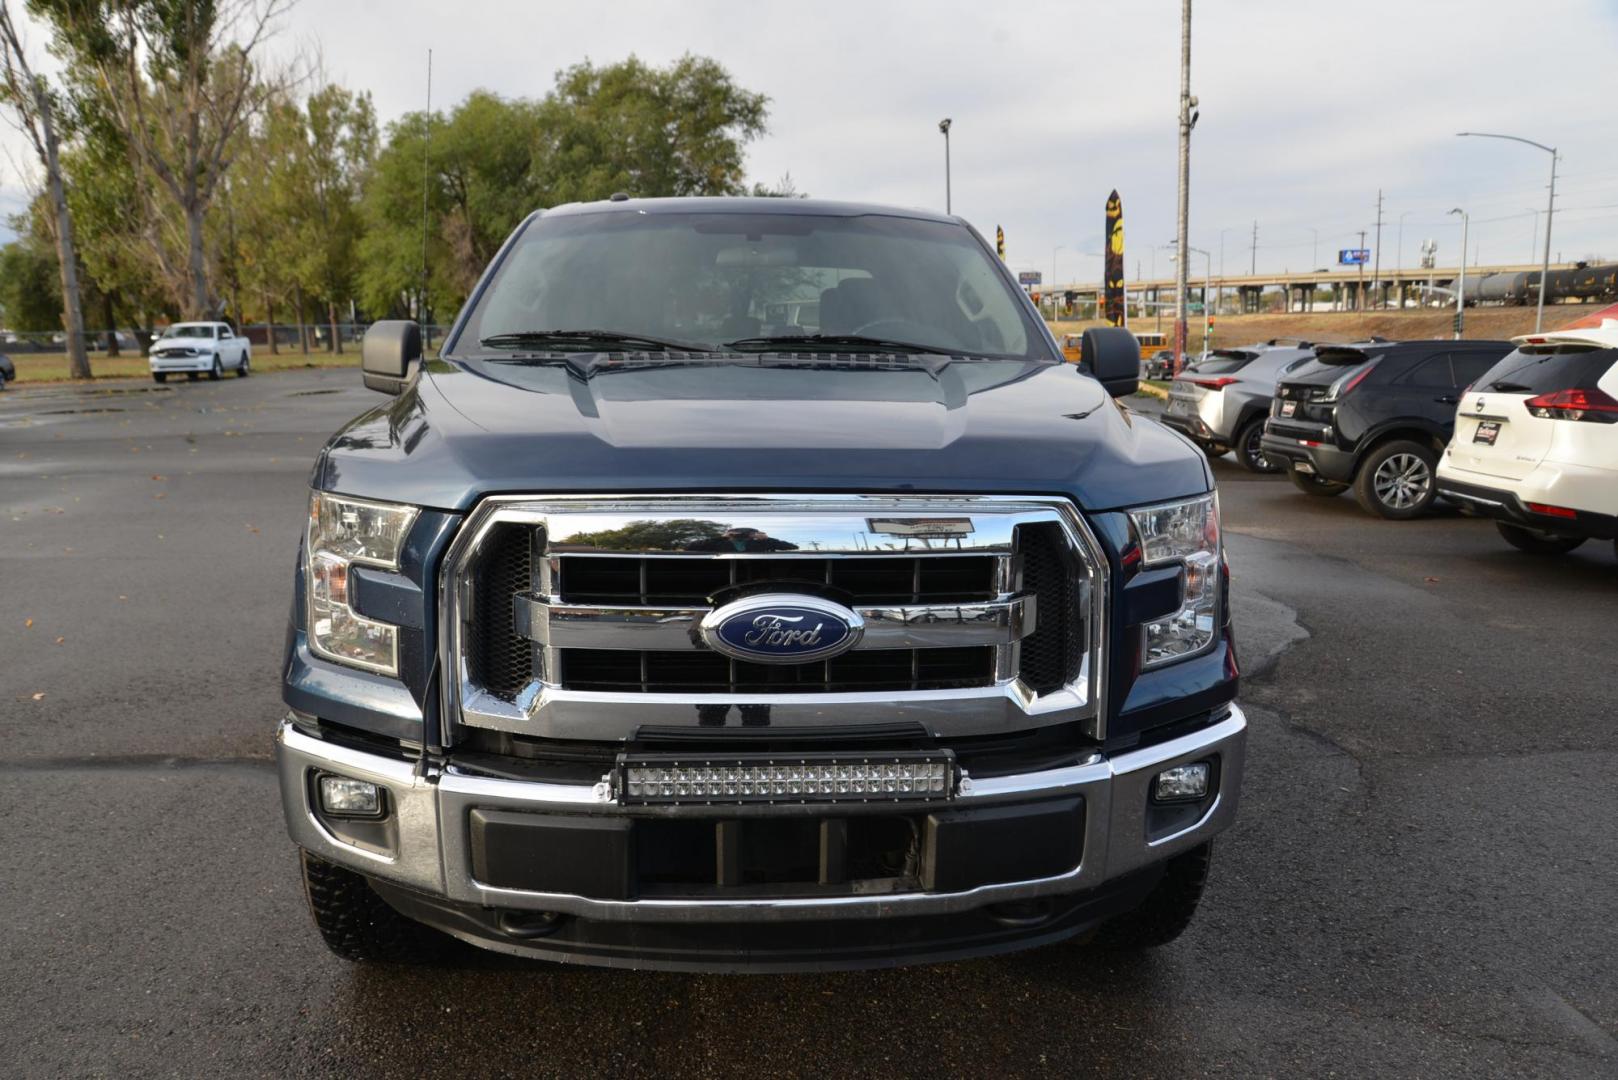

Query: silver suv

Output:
[1161, 342, 1316, 472]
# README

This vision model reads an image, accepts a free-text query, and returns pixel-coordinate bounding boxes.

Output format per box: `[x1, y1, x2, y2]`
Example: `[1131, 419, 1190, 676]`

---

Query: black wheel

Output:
[1237, 418, 1281, 474]
[1496, 522, 1586, 555]
[1091, 843, 1213, 950]
[300, 850, 450, 963]
[1287, 464, 1348, 496]
[153, 372, 167, 384]
[1353, 439, 1437, 519]
[186, 371, 199, 381]
[237, 351, 250, 377]
[208, 357, 222, 381]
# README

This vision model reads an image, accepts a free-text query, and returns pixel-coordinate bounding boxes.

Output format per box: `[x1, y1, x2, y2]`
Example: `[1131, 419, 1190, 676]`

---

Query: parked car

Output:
[1161, 342, 1316, 472]
[148, 321, 251, 383]
[0, 352, 14, 388]
[276, 196, 1247, 971]
[1260, 338, 1513, 518]
[1436, 321, 1618, 558]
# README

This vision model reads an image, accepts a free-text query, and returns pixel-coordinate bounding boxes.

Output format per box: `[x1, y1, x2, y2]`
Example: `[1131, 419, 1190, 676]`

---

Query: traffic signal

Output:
[996, 225, 1005, 260]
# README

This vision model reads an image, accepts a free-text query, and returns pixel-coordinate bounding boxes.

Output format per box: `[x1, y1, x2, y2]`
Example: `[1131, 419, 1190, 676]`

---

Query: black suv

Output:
[1260, 339, 1512, 518]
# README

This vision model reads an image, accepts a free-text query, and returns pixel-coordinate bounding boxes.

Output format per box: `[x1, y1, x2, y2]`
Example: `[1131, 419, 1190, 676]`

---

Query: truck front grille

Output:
[444, 497, 1104, 744]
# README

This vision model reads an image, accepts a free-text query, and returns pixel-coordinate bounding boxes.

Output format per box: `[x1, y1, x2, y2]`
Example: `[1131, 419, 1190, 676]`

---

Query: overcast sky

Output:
[4, 0, 1617, 285]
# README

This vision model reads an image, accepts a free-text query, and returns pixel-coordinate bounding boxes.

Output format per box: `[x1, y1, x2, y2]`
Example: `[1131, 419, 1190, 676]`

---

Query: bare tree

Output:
[0, 2, 89, 377]
[39, 0, 298, 319]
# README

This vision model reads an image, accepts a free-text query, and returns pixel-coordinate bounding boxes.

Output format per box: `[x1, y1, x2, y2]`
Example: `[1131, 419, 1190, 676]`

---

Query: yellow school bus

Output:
[1061, 329, 1165, 364]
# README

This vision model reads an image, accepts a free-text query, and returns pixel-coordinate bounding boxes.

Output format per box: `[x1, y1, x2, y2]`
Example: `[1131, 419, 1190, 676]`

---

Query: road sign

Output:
[1339, 249, 1370, 266]
[1018, 270, 1043, 286]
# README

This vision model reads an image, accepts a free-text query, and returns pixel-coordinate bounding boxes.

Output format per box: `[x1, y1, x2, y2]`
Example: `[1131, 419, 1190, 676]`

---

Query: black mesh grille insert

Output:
[1016, 523, 1081, 694]
[560, 647, 995, 694]
[560, 555, 996, 606]
[469, 523, 535, 699]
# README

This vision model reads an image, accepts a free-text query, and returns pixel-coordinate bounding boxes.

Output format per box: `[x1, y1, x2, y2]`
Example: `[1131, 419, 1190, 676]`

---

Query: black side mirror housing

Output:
[1078, 326, 1140, 398]
[361, 320, 422, 395]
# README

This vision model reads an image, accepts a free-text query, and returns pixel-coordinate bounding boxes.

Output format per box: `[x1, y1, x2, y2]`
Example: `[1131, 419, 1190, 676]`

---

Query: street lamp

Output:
[1448, 208, 1468, 340]
[1457, 131, 1556, 332]
[938, 118, 952, 214]
[1395, 211, 1413, 309]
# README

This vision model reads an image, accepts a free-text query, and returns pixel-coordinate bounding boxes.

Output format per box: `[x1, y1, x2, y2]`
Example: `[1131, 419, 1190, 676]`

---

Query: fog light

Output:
[318, 774, 384, 818]
[1153, 762, 1210, 803]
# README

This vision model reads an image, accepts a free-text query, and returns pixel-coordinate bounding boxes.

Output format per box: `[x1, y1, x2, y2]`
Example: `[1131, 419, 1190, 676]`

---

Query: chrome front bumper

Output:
[276, 706, 1246, 923]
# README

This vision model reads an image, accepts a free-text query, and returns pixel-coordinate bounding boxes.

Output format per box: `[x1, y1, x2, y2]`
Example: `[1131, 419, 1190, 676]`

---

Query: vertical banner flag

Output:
[996, 225, 1005, 260]
[1104, 190, 1125, 327]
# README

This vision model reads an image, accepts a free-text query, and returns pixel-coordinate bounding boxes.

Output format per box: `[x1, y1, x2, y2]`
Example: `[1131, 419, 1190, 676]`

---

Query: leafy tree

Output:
[0, 232, 62, 330]
[535, 55, 768, 203]
[34, 0, 298, 318]
[0, 0, 89, 374]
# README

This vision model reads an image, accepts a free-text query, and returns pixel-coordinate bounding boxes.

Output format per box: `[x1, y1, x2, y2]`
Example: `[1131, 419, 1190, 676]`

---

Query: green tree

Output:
[33, 0, 296, 318]
[535, 55, 768, 203]
[1, 0, 89, 374]
[0, 233, 62, 330]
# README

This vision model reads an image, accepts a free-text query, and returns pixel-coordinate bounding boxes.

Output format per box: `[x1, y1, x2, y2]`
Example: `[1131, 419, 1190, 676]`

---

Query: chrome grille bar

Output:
[513, 595, 1037, 651]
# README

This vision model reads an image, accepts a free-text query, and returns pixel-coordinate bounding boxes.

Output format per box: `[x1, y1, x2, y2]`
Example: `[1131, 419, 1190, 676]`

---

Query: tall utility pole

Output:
[1449, 208, 1469, 339]
[1457, 132, 1556, 332]
[938, 118, 953, 214]
[1356, 229, 1366, 311]
[1172, 0, 1193, 375]
[1372, 189, 1384, 309]
[1249, 220, 1257, 275]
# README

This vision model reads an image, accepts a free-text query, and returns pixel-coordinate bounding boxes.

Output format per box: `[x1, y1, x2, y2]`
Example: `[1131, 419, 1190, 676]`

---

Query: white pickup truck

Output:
[148, 322, 251, 383]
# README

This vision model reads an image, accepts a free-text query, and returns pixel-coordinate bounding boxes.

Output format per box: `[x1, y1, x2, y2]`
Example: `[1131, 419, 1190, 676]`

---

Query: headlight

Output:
[306, 492, 418, 675]
[1129, 493, 1220, 668]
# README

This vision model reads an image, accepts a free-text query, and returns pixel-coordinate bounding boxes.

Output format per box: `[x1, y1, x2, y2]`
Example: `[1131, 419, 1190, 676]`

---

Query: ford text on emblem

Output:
[700, 594, 864, 664]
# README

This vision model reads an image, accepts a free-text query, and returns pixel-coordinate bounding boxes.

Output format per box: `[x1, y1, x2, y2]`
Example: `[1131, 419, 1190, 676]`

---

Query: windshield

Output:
[161, 324, 212, 339]
[450, 210, 1049, 359]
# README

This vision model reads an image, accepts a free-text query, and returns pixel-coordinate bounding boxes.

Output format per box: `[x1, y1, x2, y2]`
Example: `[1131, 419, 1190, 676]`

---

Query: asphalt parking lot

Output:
[2, 369, 1615, 1078]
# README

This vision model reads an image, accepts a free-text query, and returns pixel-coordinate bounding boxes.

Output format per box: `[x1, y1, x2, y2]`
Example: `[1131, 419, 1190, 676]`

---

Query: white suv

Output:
[1436, 319, 1618, 559]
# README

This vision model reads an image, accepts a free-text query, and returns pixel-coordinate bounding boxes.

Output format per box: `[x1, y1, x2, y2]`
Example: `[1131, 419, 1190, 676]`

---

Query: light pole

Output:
[1457, 131, 1556, 332]
[1051, 244, 1067, 319]
[1395, 211, 1413, 308]
[1525, 208, 1540, 264]
[938, 118, 952, 214]
[1448, 208, 1468, 339]
[1173, 0, 1194, 376]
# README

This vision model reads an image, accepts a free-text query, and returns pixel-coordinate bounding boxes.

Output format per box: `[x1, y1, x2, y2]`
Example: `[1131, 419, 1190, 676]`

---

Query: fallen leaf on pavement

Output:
[31, 692, 45, 701]
[24, 618, 33, 628]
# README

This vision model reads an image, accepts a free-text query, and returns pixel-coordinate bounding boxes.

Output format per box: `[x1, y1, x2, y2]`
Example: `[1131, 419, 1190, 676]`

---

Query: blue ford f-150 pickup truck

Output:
[278, 196, 1246, 971]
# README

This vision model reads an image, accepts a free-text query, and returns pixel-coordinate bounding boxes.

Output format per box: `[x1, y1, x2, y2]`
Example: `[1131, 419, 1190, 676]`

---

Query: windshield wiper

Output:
[723, 333, 961, 355]
[478, 329, 713, 352]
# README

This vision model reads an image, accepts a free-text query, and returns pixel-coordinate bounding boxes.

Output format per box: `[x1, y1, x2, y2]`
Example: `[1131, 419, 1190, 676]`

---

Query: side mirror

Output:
[361, 320, 422, 395]
[1077, 326, 1140, 398]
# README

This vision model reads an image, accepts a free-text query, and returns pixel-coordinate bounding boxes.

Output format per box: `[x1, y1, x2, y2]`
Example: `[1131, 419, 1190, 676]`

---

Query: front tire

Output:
[236, 351, 250, 377]
[1091, 843, 1213, 950]
[1496, 522, 1586, 555]
[153, 372, 167, 384]
[1354, 440, 1437, 519]
[208, 356, 222, 381]
[1237, 418, 1281, 473]
[1287, 464, 1349, 496]
[300, 850, 450, 963]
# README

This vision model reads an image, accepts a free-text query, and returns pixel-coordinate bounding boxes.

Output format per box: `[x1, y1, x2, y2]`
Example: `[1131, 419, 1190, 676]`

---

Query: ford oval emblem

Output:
[699, 594, 864, 665]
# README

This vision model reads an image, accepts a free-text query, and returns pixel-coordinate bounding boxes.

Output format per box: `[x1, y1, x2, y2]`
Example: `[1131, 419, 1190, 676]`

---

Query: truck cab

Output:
[277, 197, 1246, 971]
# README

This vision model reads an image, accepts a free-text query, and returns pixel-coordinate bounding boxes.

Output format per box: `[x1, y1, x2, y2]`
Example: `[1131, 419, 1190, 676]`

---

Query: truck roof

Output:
[536, 195, 958, 225]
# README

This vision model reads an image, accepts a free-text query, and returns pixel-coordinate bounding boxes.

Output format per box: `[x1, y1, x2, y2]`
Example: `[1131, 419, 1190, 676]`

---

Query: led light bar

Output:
[619, 754, 955, 805]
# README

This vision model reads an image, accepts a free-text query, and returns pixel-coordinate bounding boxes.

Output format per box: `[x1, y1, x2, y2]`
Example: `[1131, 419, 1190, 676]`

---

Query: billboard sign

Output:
[1017, 270, 1043, 286]
[1339, 248, 1370, 266]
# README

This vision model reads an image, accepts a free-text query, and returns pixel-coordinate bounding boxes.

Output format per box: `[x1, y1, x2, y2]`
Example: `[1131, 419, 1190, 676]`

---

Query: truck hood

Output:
[317, 355, 1211, 512]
